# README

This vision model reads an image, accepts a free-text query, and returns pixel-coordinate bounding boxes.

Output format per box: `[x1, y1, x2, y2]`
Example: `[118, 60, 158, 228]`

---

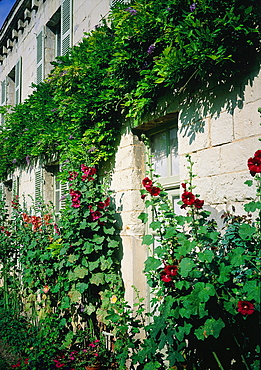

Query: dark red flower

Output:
[89, 210, 102, 222]
[182, 191, 195, 205]
[81, 165, 96, 181]
[194, 198, 204, 209]
[69, 189, 82, 208]
[164, 265, 178, 276]
[237, 300, 255, 315]
[254, 149, 261, 158]
[248, 156, 261, 176]
[141, 194, 146, 199]
[149, 186, 161, 196]
[68, 171, 78, 181]
[181, 183, 187, 190]
[160, 271, 172, 283]
[142, 177, 153, 190]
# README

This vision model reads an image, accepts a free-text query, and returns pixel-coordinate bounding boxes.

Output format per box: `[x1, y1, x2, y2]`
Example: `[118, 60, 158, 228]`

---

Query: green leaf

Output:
[179, 258, 195, 277]
[194, 318, 225, 340]
[149, 221, 161, 231]
[89, 272, 105, 285]
[142, 234, 154, 246]
[164, 226, 176, 239]
[68, 289, 81, 303]
[76, 282, 89, 293]
[244, 180, 253, 186]
[144, 256, 162, 272]
[138, 212, 148, 223]
[238, 224, 256, 240]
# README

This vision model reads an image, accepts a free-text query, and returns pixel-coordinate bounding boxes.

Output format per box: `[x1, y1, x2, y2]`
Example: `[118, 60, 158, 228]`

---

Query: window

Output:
[149, 120, 180, 213]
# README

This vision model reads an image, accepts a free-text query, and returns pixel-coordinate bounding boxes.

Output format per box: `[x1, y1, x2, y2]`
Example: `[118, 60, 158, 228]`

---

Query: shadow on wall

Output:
[178, 60, 261, 144]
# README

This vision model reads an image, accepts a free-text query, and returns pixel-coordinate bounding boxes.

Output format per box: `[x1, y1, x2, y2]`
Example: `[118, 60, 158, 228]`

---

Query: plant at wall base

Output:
[0, 163, 123, 370]
[132, 152, 260, 370]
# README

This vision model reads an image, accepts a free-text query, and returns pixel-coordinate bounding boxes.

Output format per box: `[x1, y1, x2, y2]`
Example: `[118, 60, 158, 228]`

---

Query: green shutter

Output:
[15, 58, 22, 105]
[35, 169, 43, 205]
[61, 0, 72, 56]
[36, 29, 45, 84]
[1, 79, 6, 125]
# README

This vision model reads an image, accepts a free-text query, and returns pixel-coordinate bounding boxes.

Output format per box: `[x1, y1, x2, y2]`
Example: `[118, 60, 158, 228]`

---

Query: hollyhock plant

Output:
[137, 152, 260, 369]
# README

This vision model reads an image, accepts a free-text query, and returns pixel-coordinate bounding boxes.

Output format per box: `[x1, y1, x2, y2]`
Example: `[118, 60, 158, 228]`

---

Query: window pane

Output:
[151, 131, 168, 177]
[170, 127, 179, 176]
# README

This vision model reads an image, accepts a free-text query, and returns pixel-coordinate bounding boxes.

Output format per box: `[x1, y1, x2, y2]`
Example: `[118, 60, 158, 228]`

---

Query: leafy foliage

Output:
[0, 164, 122, 369]
[0, 0, 260, 178]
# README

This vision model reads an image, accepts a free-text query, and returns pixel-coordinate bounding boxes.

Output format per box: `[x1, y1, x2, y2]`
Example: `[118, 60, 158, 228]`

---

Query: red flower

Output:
[142, 177, 153, 190]
[69, 189, 82, 208]
[181, 183, 187, 190]
[89, 210, 102, 222]
[237, 301, 255, 315]
[164, 265, 178, 276]
[194, 198, 204, 209]
[160, 271, 172, 283]
[182, 191, 195, 205]
[149, 186, 161, 196]
[97, 197, 110, 209]
[81, 165, 96, 181]
[68, 171, 78, 181]
[254, 149, 261, 158]
[141, 194, 146, 199]
[248, 152, 261, 176]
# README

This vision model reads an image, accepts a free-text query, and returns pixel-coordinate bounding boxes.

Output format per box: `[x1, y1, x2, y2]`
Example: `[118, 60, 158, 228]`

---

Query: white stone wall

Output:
[177, 63, 261, 214]
[110, 128, 147, 306]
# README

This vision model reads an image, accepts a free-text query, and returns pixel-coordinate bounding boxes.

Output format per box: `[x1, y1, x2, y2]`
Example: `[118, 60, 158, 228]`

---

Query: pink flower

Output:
[43, 285, 49, 294]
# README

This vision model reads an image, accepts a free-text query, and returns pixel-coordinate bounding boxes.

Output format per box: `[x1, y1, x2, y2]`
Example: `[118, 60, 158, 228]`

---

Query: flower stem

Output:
[212, 351, 225, 370]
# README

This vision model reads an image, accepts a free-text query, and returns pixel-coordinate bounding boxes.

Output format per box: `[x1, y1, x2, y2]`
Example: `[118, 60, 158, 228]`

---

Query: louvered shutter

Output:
[111, 0, 126, 6]
[36, 29, 45, 84]
[12, 177, 19, 198]
[35, 169, 43, 205]
[1, 79, 6, 124]
[15, 58, 22, 105]
[60, 181, 68, 209]
[61, 0, 72, 56]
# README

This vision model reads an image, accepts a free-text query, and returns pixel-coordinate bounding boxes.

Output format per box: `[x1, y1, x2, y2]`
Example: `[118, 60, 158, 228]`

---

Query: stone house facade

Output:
[0, 0, 261, 308]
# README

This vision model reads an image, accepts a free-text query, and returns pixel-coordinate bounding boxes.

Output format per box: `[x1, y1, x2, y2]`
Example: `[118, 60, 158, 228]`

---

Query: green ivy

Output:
[0, 0, 260, 178]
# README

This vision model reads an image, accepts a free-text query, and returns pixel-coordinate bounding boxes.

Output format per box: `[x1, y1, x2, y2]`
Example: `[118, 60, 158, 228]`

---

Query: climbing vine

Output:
[0, 0, 260, 178]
